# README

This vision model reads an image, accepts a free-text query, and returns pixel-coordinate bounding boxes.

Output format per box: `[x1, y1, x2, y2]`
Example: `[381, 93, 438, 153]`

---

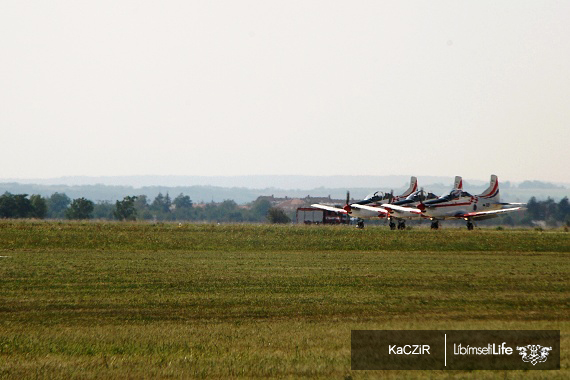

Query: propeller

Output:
[343, 191, 352, 213]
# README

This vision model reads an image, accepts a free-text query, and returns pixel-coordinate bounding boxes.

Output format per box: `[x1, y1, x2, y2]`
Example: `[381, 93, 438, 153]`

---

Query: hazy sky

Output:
[1, 1, 569, 183]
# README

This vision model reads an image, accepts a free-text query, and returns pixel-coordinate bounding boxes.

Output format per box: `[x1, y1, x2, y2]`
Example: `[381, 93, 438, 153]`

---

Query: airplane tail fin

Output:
[479, 174, 500, 201]
[453, 176, 463, 190]
[400, 176, 418, 197]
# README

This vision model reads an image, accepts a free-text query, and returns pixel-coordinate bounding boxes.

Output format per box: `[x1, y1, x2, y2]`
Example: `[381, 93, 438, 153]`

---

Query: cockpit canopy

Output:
[439, 189, 472, 201]
[405, 191, 421, 201]
[402, 190, 436, 203]
[363, 191, 386, 202]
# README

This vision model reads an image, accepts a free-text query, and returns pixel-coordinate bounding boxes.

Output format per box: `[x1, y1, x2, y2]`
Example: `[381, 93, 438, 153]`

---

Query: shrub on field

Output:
[114, 196, 138, 221]
[66, 198, 94, 220]
[266, 207, 291, 224]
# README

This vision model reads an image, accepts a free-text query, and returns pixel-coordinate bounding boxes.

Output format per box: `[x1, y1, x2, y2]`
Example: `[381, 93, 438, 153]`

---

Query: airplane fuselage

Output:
[421, 195, 502, 220]
[348, 205, 388, 220]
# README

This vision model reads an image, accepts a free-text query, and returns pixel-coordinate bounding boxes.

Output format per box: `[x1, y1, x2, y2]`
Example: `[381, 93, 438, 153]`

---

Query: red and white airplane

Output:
[415, 174, 525, 230]
[310, 176, 419, 228]
[352, 176, 462, 229]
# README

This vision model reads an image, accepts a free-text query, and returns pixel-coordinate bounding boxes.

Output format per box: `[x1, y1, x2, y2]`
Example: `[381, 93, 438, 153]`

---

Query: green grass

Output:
[0, 220, 568, 252]
[0, 221, 568, 379]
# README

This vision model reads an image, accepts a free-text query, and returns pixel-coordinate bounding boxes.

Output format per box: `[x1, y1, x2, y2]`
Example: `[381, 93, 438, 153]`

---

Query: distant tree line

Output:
[521, 196, 569, 226]
[0, 191, 566, 227]
[0, 191, 289, 223]
[488, 196, 569, 227]
[0, 193, 47, 219]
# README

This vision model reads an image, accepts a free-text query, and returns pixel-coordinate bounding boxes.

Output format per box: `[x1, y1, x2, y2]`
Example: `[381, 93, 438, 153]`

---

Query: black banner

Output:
[351, 330, 560, 370]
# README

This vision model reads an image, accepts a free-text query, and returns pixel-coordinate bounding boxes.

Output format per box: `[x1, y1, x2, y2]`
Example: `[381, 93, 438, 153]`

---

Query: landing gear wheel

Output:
[357, 220, 365, 229]
[389, 221, 396, 230]
[430, 221, 439, 230]
[397, 221, 406, 230]
[467, 221, 474, 230]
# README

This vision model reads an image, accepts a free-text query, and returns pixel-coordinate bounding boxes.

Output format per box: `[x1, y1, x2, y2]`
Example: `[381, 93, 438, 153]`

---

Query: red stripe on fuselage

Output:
[429, 202, 472, 208]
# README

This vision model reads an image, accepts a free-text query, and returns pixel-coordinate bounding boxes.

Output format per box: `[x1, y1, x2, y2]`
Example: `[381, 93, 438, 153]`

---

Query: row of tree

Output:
[1, 191, 568, 226]
[0, 192, 291, 223]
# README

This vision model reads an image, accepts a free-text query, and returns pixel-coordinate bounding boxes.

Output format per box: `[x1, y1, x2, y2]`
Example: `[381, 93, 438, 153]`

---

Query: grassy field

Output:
[0, 221, 568, 379]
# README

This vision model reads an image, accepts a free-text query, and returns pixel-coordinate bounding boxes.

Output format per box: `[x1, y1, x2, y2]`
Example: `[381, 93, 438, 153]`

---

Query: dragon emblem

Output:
[516, 344, 552, 365]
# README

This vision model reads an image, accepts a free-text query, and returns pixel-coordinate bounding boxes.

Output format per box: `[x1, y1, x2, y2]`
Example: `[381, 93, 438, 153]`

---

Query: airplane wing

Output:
[460, 207, 524, 218]
[310, 204, 348, 214]
[380, 203, 423, 215]
[350, 204, 390, 216]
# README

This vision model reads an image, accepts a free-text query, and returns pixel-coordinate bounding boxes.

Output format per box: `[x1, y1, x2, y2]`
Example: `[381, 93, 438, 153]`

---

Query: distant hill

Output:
[2, 175, 457, 189]
[0, 176, 567, 204]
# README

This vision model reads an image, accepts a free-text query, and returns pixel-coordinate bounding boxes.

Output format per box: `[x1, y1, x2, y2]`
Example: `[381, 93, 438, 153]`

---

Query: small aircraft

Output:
[310, 176, 419, 228]
[351, 177, 464, 230]
[351, 189, 435, 230]
[416, 174, 525, 230]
